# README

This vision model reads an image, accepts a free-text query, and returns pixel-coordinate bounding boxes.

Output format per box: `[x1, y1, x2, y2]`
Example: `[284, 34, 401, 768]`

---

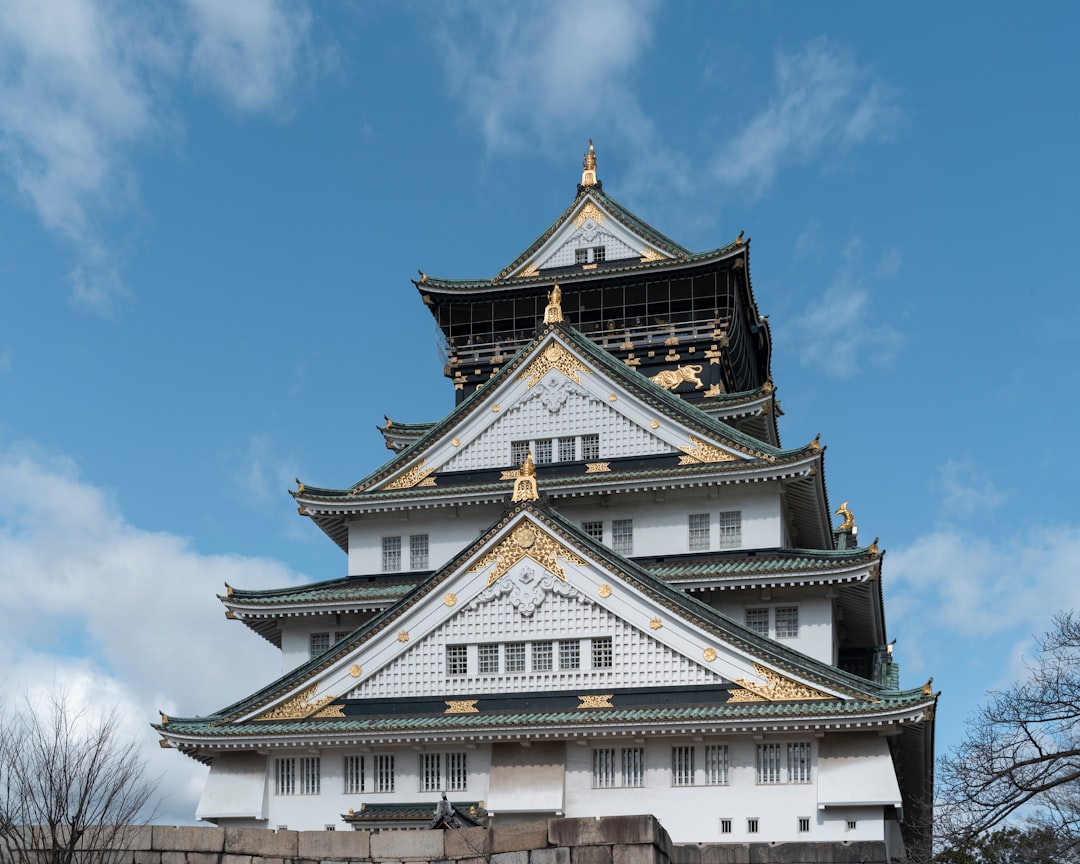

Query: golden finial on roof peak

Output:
[581, 140, 598, 187]
[543, 279, 563, 323]
[512, 451, 539, 502]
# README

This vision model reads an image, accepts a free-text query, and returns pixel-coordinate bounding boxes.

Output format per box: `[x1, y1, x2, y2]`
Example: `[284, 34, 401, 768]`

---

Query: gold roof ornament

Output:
[511, 452, 539, 502]
[834, 501, 855, 531]
[581, 139, 598, 187]
[543, 279, 563, 323]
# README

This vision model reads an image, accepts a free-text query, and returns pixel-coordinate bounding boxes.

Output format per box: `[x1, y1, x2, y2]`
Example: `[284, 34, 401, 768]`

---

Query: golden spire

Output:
[543, 279, 563, 323]
[511, 452, 539, 502]
[581, 139, 598, 187]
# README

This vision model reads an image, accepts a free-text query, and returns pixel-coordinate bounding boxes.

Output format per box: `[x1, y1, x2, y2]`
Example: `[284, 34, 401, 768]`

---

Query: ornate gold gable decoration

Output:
[518, 341, 591, 389]
[580, 140, 599, 188]
[543, 280, 563, 323]
[383, 459, 436, 490]
[253, 683, 338, 721]
[639, 248, 664, 263]
[467, 518, 587, 587]
[678, 435, 738, 465]
[728, 663, 831, 703]
[511, 452, 539, 502]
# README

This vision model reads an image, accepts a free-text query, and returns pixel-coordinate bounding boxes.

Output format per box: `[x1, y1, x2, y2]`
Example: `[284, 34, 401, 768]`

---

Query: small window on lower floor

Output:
[612, 519, 633, 556]
[747, 818, 759, 834]
[592, 748, 617, 788]
[310, 632, 330, 658]
[559, 639, 580, 670]
[446, 644, 467, 676]
[343, 755, 364, 794]
[846, 820, 857, 832]
[671, 745, 695, 786]
[798, 817, 811, 833]
[533, 641, 553, 672]
[374, 754, 394, 793]
[718, 510, 741, 548]
[582, 433, 600, 461]
[592, 636, 613, 669]
[478, 643, 499, 674]
[775, 605, 799, 639]
[535, 438, 553, 464]
[582, 520, 603, 542]
[505, 641, 526, 672]
[511, 439, 529, 466]
[720, 818, 732, 834]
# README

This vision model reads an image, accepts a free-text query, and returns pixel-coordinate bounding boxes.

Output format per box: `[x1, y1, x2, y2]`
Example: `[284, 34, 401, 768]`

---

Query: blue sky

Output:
[1, 1, 1077, 822]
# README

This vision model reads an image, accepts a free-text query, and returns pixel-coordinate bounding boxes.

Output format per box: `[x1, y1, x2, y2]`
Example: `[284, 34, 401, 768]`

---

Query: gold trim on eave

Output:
[445, 700, 479, 714]
[727, 663, 831, 703]
[253, 683, 336, 721]
[383, 459, 436, 490]
[578, 694, 613, 709]
[678, 435, 738, 465]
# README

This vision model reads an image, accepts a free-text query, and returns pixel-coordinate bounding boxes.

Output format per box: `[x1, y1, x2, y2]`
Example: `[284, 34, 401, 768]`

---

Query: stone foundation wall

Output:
[1, 817, 888, 864]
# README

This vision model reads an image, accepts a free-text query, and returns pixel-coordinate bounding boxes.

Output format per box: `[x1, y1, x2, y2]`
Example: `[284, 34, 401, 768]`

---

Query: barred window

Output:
[705, 744, 729, 785]
[505, 642, 526, 673]
[478, 643, 499, 675]
[559, 640, 580, 670]
[671, 746, 695, 786]
[575, 248, 588, 265]
[511, 440, 529, 466]
[593, 246, 606, 262]
[374, 754, 394, 792]
[299, 757, 320, 795]
[747, 818, 759, 834]
[612, 519, 633, 555]
[717, 511, 741, 548]
[446, 644, 467, 676]
[420, 753, 442, 792]
[310, 632, 330, 658]
[582, 434, 600, 461]
[757, 743, 783, 784]
[720, 819, 732, 835]
[381, 536, 401, 572]
[798, 817, 811, 833]
[688, 513, 710, 551]
[745, 608, 770, 636]
[592, 748, 617, 788]
[535, 438, 553, 464]
[775, 606, 799, 639]
[788, 742, 812, 784]
[447, 752, 468, 791]
[582, 520, 603, 542]
[275, 758, 295, 795]
[558, 437, 576, 462]
[592, 636, 613, 669]
[622, 747, 645, 787]
[533, 641, 553, 672]
[409, 534, 429, 570]
[343, 755, 364, 794]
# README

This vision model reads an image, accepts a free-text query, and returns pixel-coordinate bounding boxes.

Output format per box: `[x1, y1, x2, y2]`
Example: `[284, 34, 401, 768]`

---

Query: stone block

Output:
[158, 851, 186, 864]
[222, 855, 252, 864]
[187, 852, 222, 864]
[492, 820, 551, 854]
[153, 827, 225, 854]
[614, 844, 665, 864]
[698, 847, 749, 864]
[132, 850, 162, 864]
[370, 828, 444, 860]
[224, 828, 297, 858]
[530, 847, 571, 864]
[298, 830, 370, 860]
[571, 846, 612, 864]
[491, 851, 530, 864]
[444, 827, 492, 859]
[550, 817, 660, 849]
[82, 825, 152, 851]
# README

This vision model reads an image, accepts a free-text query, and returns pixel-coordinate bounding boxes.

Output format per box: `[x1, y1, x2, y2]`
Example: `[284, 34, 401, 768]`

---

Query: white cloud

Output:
[0, 441, 305, 823]
[712, 37, 900, 194]
[0, 0, 316, 314]
[936, 459, 1008, 517]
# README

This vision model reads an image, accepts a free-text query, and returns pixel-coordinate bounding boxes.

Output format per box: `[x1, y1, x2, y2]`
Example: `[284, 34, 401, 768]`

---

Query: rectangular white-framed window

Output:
[533, 641, 553, 672]
[275, 758, 296, 795]
[478, 643, 499, 675]
[717, 511, 741, 548]
[592, 748, 617, 788]
[798, 817, 811, 833]
[381, 536, 401, 572]
[593, 246, 606, 262]
[558, 437, 576, 462]
[745, 607, 770, 636]
[535, 438, 553, 464]
[374, 754, 394, 793]
[582, 520, 603, 542]
[447, 752, 468, 791]
[788, 742, 812, 783]
[719, 818, 732, 835]
[592, 636, 613, 669]
[511, 439, 529, 466]
[446, 644, 467, 677]
[705, 744, 729, 785]
[409, 534, 429, 570]
[582, 433, 600, 461]
[505, 641, 526, 673]
[343, 755, 364, 794]
[688, 513, 710, 551]
[747, 818, 759, 834]
[671, 745, 695, 786]
[299, 757, 320, 795]
[622, 747, 645, 788]
[575, 248, 589, 265]
[559, 640, 580, 670]
[612, 519, 633, 555]
[420, 753, 442, 792]
[757, 743, 783, 784]
[310, 632, 330, 658]
[775, 606, 799, 639]
[334, 631, 349, 644]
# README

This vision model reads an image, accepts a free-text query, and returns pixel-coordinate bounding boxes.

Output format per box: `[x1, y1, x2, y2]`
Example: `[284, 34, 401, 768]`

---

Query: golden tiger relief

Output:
[649, 364, 704, 391]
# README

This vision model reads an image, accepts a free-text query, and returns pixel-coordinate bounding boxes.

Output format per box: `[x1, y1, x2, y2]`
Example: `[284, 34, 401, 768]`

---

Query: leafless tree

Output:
[936, 611, 1080, 858]
[0, 690, 158, 864]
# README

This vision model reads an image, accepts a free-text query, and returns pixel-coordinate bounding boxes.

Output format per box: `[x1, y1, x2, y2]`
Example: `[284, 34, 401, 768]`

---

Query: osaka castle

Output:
[156, 142, 936, 860]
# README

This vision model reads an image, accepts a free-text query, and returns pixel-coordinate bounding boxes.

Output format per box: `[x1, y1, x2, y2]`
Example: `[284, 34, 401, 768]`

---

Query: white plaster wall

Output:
[279, 613, 373, 673]
[347, 507, 501, 576]
[710, 593, 834, 666]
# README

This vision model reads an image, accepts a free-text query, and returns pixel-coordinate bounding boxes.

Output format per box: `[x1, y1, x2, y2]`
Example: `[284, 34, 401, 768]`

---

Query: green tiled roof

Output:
[645, 548, 878, 580]
[224, 577, 423, 607]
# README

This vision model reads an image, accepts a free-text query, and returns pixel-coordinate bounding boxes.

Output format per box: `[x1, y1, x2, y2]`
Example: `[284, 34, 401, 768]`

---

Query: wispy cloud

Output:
[0, 0, 316, 314]
[788, 235, 903, 376]
[0, 350, 11, 374]
[936, 459, 1008, 518]
[711, 37, 900, 195]
[0, 440, 305, 822]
